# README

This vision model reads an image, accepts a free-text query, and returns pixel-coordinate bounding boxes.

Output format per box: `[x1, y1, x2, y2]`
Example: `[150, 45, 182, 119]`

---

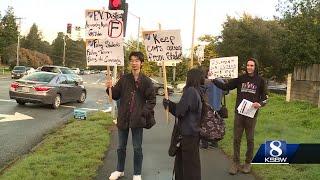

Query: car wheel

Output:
[77, 91, 86, 103]
[157, 87, 165, 96]
[52, 94, 61, 109]
[16, 100, 26, 105]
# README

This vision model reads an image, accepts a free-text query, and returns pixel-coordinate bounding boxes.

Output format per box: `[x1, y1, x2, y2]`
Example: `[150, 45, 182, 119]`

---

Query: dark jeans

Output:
[233, 113, 257, 164]
[175, 135, 201, 180]
[117, 128, 143, 175]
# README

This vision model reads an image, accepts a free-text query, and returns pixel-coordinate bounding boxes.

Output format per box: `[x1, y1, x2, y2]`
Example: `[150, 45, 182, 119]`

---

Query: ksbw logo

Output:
[265, 140, 288, 163]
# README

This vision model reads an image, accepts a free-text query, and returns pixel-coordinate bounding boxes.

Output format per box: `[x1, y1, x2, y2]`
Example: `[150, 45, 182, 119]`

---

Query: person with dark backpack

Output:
[163, 68, 204, 180]
[201, 77, 228, 149]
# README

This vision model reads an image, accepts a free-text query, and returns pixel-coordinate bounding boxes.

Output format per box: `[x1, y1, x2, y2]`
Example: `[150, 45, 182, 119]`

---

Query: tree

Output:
[65, 38, 86, 68]
[51, 32, 64, 66]
[20, 23, 52, 56]
[21, 23, 42, 51]
[276, 0, 320, 73]
[0, 6, 18, 64]
[3, 43, 52, 68]
[216, 14, 285, 79]
[196, 35, 219, 68]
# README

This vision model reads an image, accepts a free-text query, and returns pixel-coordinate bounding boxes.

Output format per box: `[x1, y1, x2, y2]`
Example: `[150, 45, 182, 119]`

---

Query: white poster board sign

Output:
[143, 30, 182, 65]
[86, 38, 124, 66]
[208, 56, 238, 79]
[196, 45, 205, 63]
[85, 10, 124, 39]
[237, 99, 257, 118]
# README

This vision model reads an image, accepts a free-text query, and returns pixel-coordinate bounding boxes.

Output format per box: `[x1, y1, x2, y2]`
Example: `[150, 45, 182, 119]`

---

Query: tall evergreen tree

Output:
[0, 6, 18, 64]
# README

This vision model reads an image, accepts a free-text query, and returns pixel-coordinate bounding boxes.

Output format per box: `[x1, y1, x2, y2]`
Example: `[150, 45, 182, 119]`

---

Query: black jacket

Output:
[107, 73, 156, 129]
[167, 87, 202, 136]
[212, 73, 268, 114]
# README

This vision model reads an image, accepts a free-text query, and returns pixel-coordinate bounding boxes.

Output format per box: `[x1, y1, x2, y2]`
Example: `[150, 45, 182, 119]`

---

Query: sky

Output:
[1, 0, 279, 54]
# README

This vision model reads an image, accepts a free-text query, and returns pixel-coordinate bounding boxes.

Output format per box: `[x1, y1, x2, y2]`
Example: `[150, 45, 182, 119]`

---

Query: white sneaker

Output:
[109, 171, 124, 180]
[133, 175, 142, 180]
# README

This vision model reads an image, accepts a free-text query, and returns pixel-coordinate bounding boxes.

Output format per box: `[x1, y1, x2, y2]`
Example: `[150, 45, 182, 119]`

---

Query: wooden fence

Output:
[294, 64, 320, 81]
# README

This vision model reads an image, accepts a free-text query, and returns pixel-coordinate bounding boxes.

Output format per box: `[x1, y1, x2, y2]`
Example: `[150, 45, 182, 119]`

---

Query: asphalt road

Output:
[0, 73, 109, 169]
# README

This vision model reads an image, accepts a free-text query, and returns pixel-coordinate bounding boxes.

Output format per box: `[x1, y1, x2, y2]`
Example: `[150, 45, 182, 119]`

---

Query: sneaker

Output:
[109, 171, 124, 180]
[133, 175, 142, 180]
[241, 163, 252, 174]
[228, 162, 239, 175]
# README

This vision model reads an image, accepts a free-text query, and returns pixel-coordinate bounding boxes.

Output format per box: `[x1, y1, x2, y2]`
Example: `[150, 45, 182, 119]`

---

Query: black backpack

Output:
[199, 93, 226, 141]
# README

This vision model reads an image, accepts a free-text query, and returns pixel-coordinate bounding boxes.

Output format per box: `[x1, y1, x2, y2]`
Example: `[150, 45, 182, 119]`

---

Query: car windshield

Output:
[13, 66, 26, 70]
[21, 72, 56, 83]
[41, 66, 59, 73]
[60, 68, 75, 74]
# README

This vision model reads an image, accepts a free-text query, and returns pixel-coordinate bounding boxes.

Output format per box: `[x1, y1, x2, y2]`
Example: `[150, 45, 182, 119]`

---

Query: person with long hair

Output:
[163, 68, 204, 180]
[212, 58, 268, 175]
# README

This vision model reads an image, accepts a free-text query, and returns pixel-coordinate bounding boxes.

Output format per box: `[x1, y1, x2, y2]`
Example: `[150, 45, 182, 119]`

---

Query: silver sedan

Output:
[9, 72, 87, 109]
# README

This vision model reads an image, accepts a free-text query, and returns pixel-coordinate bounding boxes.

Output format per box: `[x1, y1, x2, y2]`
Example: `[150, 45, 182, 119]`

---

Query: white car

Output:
[176, 83, 186, 93]
[71, 68, 80, 75]
[26, 67, 35, 75]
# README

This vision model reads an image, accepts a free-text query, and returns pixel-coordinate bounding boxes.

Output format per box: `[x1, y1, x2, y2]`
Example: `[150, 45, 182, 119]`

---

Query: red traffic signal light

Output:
[109, 0, 121, 10]
[67, 23, 72, 34]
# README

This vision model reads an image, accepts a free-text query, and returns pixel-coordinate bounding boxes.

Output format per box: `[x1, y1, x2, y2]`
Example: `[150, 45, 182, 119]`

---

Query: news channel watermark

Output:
[252, 140, 320, 164]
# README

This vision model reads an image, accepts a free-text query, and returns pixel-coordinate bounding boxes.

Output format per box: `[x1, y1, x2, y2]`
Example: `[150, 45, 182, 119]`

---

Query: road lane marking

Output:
[0, 99, 15, 103]
[0, 112, 34, 122]
[0, 99, 109, 112]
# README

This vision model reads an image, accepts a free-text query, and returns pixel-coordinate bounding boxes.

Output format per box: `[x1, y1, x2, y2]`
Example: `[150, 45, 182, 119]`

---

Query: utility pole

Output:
[158, 23, 162, 77]
[63, 35, 66, 66]
[190, 0, 197, 69]
[15, 17, 23, 66]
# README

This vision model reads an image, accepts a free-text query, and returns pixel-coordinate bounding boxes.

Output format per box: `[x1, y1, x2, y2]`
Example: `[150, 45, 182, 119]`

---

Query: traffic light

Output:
[109, 0, 122, 10]
[67, 23, 72, 34]
[108, 0, 128, 37]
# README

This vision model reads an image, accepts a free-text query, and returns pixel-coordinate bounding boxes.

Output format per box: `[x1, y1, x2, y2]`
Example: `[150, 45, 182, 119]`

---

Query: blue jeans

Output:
[117, 128, 143, 175]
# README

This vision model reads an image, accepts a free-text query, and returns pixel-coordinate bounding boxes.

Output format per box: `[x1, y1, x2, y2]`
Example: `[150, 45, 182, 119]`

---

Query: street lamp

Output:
[129, 12, 141, 51]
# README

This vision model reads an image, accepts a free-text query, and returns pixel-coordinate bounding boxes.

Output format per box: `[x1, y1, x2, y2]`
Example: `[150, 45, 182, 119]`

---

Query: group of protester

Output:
[105, 51, 268, 180]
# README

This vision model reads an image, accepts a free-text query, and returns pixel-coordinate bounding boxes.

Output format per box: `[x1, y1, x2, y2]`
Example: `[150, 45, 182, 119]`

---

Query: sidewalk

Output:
[95, 102, 256, 180]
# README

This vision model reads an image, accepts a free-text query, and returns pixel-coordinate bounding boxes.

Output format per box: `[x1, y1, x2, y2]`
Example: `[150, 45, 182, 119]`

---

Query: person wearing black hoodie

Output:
[212, 58, 268, 175]
[163, 68, 204, 180]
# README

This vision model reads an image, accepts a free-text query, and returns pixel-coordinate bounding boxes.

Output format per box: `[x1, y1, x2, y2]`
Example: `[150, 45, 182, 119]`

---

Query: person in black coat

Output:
[106, 51, 156, 180]
[163, 68, 204, 180]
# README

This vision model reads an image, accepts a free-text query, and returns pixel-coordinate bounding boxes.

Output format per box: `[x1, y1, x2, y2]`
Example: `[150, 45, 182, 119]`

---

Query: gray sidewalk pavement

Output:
[95, 99, 256, 180]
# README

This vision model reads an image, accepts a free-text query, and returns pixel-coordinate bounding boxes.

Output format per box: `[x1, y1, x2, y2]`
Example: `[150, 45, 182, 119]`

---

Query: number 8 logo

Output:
[269, 140, 283, 157]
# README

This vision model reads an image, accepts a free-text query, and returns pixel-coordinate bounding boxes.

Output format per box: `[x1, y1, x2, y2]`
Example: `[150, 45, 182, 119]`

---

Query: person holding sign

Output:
[106, 52, 156, 180]
[212, 58, 268, 175]
[163, 68, 204, 180]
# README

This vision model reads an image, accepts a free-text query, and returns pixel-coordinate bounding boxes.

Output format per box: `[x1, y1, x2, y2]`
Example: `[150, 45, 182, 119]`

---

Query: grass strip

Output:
[1, 111, 113, 180]
[220, 92, 320, 179]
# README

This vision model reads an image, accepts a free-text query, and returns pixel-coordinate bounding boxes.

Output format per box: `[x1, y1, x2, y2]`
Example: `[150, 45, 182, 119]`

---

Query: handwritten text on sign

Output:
[86, 38, 124, 66]
[143, 30, 182, 62]
[209, 56, 238, 79]
[85, 10, 124, 39]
